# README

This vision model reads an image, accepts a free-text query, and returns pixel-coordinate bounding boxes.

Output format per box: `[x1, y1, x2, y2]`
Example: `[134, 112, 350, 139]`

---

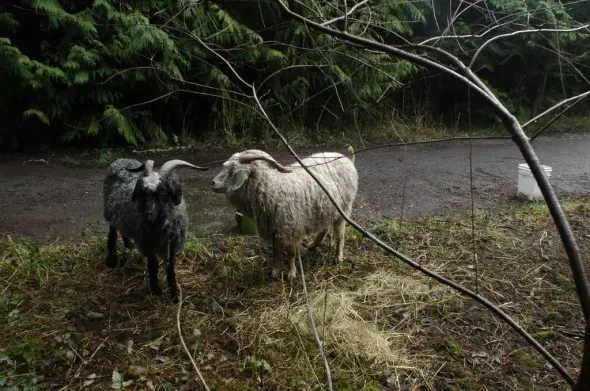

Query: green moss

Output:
[442, 339, 463, 357]
[514, 350, 539, 371]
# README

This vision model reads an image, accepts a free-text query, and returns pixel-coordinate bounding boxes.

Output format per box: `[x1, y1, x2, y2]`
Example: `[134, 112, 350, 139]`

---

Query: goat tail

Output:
[346, 144, 355, 164]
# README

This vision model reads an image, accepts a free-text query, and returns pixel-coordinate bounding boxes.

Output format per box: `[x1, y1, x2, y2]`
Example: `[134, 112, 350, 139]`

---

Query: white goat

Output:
[210, 148, 358, 280]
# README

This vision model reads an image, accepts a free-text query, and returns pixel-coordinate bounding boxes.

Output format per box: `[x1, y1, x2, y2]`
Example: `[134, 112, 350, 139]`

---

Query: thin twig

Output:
[468, 88, 479, 294]
[177, 284, 210, 391]
[343, 0, 348, 32]
[419, 24, 503, 45]
[354, 135, 511, 154]
[74, 337, 108, 378]
[522, 90, 590, 128]
[23, 158, 49, 166]
[320, 0, 370, 26]
[432, 0, 483, 47]
[529, 94, 589, 142]
[470, 23, 590, 68]
[60, 337, 108, 391]
[297, 250, 334, 391]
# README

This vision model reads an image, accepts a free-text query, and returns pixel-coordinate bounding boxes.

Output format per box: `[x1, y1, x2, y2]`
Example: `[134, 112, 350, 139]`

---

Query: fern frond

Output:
[0, 12, 20, 33]
[103, 105, 138, 145]
[31, 0, 97, 35]
[23, 108, 50, 125]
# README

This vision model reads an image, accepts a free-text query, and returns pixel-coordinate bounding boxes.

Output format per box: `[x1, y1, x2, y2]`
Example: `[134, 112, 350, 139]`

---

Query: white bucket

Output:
[517, 163, 552, 201]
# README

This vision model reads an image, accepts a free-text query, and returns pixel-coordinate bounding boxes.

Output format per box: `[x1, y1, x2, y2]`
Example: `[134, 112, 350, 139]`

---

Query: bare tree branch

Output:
[469, 23, 590, 68]
[523, 90, 590, 128]
[530, 93, 590, 142]
[419, 23, 503, 45]
[257, 64, 331, 90]
[269, 2, 590, 388]
[249, 76, 574, 386]
[352, 135, 510, 154]
[320, 0, 370, 26]
[432, 0, 484, 47]
[401, 44, 501, 105]
[176, 284, 211, 391]
[530, 41, 590, 86]
[178, 27, 251, 89]
[296, 250, 334, 390]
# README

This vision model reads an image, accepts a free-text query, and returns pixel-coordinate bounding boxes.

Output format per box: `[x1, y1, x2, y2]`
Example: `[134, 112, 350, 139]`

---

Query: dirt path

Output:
[1, 134, 589, 243]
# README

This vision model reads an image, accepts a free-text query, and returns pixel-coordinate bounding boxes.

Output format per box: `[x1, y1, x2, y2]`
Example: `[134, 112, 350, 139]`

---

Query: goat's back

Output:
[103, 158, 143, 221]
[289, 152, 358, 205]
[271, 151, 358, 240]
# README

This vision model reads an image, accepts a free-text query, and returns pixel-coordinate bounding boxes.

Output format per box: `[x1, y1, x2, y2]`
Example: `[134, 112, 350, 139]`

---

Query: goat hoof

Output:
[169, 287, 179, 303]
[105, 254, 118, 268]
[123, 239, 134, 250]
[150, 285, 163, 295]
[271, 268, 281, 280]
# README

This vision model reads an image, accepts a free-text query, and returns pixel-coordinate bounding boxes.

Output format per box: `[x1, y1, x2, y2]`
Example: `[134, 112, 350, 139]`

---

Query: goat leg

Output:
[307, 230, 328, 252]
[286, 246, 297, 281]
[333, 218, 346, 264]
[167, 245, 179, 303]
[271, 235, 283, 279]
[147, 255, 162, 295]
[105, 225, 119, 268]
[122, 236, 134, 250]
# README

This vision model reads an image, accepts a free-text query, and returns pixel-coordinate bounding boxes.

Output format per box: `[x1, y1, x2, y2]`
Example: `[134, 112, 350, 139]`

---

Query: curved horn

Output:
[159, 159, 209, 176]
[144, 160, 154, 175]
[127, 163, 145, 173]
[238, 152, 293, 173]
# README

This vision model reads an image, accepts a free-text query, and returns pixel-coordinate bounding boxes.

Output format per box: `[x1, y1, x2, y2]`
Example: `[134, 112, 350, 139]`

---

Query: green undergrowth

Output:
[123, 114, 590, 152]
[117, 114, 590, 151]
[16, 114, 590, 171]
[1, 198, 589, 390]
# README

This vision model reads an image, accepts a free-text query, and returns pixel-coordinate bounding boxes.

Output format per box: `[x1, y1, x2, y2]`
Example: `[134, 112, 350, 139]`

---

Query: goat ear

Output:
[131, 181, 141, 202]
[127, 163, 145, 173]
[229, 169, 249, 192]
[166, 179, 183, 206]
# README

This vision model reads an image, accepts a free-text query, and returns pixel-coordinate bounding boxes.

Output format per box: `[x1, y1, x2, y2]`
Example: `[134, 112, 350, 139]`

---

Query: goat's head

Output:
[127, 159, 208, 223]
[210, 149, 293, 194]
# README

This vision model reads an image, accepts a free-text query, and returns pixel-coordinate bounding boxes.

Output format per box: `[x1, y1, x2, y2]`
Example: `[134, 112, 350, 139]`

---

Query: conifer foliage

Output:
[0, 0, 588, 149]
[0, 0, 424, 148]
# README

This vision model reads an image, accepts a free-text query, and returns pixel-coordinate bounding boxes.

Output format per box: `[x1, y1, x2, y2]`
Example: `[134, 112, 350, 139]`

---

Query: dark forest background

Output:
[1, 0, 589, 150]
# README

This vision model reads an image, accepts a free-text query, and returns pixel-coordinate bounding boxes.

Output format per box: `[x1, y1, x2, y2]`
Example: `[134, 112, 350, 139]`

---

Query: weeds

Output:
[1, 199, 589, 390]
[60, 148, 123, 169]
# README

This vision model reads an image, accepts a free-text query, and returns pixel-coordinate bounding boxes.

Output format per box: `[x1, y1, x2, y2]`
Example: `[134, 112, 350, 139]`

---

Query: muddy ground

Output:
[1, 133, 589, 242]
